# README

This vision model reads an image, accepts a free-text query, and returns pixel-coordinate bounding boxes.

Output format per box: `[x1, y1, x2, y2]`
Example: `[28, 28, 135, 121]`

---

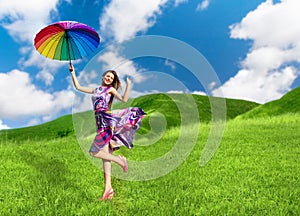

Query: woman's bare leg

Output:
[90, 144, 128, 199]
[102, 145, 112, 192]
[91, 146, 125, 167]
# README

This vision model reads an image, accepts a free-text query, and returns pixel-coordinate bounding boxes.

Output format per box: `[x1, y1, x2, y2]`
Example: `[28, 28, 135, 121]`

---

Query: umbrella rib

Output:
[40, 32, 63, 59]
[72, 30, 99, 54]
[65, 30, 72, 63]
[69, 31, 94, 58]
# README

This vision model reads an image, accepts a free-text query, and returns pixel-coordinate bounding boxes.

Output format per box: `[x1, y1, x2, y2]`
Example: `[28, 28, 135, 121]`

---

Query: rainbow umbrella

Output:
[34, 21, 100, 64]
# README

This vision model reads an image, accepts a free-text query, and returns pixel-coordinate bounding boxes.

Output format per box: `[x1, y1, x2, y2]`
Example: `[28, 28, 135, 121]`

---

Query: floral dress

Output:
[89, 86, 146, 153]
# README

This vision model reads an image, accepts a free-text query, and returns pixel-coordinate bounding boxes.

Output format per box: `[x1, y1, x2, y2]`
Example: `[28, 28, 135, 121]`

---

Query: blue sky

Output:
[0, 0, 299, 129]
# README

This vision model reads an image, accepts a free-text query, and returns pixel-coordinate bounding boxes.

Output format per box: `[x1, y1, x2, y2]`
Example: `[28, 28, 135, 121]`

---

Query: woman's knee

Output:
[90, 152, 96, 157]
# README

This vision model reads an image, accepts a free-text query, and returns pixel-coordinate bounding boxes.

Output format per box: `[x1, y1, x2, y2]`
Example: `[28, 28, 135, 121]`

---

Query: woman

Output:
[69, 64, 145, 200]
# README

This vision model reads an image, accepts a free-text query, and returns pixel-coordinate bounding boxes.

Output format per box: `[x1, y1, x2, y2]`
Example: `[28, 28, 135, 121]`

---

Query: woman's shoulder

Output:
[106, 86, 117, 94]
[95, 85, 108, 91]
[94, 85, 114, 93]
[92, 86, 103, 94]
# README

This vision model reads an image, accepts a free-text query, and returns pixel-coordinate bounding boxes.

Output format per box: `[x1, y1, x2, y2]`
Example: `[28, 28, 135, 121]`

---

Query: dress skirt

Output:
[89, 107, 146, 153]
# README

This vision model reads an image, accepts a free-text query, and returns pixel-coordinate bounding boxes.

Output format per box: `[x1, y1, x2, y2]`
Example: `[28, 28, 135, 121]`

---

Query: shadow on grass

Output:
[20, 150, 70, 186]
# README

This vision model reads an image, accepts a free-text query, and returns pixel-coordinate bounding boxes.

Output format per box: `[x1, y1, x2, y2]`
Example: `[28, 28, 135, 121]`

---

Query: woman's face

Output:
[103, 72, 114, 85]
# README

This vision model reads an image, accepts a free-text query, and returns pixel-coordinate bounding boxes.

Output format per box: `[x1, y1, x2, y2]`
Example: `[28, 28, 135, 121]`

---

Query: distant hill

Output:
[0, 114, 74, 143]
[115, 93, 259, 123]
[238, 87, 300, 119]
[0, 93, 260, 142]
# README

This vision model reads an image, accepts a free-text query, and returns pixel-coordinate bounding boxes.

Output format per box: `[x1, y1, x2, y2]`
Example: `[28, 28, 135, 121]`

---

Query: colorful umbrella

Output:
[34, 21, 100, 63]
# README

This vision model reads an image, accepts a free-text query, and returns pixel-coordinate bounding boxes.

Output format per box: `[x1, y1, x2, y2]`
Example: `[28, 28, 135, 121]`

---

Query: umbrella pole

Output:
[65, 31, 72, 66]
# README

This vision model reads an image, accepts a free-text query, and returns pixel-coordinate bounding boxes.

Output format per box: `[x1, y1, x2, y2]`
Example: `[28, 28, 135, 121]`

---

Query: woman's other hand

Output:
[126, 76, 132, 85]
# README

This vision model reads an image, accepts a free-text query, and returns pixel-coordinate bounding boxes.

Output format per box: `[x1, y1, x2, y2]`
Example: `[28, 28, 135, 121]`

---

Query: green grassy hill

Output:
[238, 87, 300, 119]
[0, 90, 299, 215]
[0, 114, 74, 143]
[0, 93, 259, 142]
[2, 87, 300, 142]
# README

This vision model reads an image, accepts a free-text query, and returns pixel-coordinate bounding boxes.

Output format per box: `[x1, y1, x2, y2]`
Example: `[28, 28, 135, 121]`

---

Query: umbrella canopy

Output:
[34, 21, 100, 62]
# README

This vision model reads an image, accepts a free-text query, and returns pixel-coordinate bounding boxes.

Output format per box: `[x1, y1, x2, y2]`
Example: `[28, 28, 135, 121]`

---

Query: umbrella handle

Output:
[69, 62, 73, 72]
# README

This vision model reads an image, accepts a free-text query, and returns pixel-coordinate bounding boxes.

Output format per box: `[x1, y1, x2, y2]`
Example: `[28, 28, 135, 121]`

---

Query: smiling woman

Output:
[69, 63, 146, 200]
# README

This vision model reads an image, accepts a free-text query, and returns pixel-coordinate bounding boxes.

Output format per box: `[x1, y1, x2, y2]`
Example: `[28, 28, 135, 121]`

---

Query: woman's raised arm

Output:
[69, 64, 94, 94]
[108, 77, 131, 102]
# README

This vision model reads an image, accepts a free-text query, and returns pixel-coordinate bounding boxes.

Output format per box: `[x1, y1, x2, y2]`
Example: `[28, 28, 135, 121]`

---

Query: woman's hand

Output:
[126, 76, 132, 85]
[69, 63, 94, 94]
[69, 63, 74, 73]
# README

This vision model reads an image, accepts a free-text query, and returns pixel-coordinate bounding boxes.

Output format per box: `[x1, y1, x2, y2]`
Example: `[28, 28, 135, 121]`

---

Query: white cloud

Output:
[213, 0, 300, 103]
[196, 0, 210, 11]
[208, 81, 216, 90]
[97, 47, 147, 83]
[230, 0, 300, 49]
[20, 47, 71, 85]
[36, 70, 55, 86]
[174, 0, 188, 7]
[73, 93, 93, 114]
[130, 89, 160, 98]
[0, 120, 10, 130]
[0, 70, 74, 121]
[25, 118, 41, 127]
[0, 0, 61, 43]
[213, 66, 298, 103]
[99, 0, 168, 43]
[164, 59, 177, 71]
[167, 90, 184, 94]
[75, 69, 99, 88]
[166, 90, 207, 96]
[0, 0, 69, 85]
[193, 91, 207, 96]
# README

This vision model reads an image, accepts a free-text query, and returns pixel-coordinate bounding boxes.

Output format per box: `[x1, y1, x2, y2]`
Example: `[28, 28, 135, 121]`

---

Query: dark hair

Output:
[102, 70, 121, 108]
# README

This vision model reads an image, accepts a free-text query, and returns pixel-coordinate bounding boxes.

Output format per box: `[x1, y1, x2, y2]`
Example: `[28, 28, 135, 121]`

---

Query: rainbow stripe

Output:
[34, 21, 100, 61]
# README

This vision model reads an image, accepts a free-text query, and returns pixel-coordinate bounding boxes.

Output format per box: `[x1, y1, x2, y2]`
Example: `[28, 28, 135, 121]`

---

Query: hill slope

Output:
[0, 115, 74, 143]
[239, 87, 300, 119]
[0, 93, 259, 142]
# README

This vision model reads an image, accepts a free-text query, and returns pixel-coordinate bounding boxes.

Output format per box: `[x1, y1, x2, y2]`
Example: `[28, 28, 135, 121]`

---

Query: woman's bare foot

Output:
[118, 155, 128, 172]
[99, 188, 114, 201]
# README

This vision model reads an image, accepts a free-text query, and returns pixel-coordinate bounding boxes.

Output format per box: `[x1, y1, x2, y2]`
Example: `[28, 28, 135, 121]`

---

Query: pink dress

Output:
[90, 86, 145, 152]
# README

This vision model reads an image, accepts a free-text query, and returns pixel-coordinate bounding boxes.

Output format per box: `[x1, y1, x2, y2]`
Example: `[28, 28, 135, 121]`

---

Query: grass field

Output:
[0, 90, 299, 215]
